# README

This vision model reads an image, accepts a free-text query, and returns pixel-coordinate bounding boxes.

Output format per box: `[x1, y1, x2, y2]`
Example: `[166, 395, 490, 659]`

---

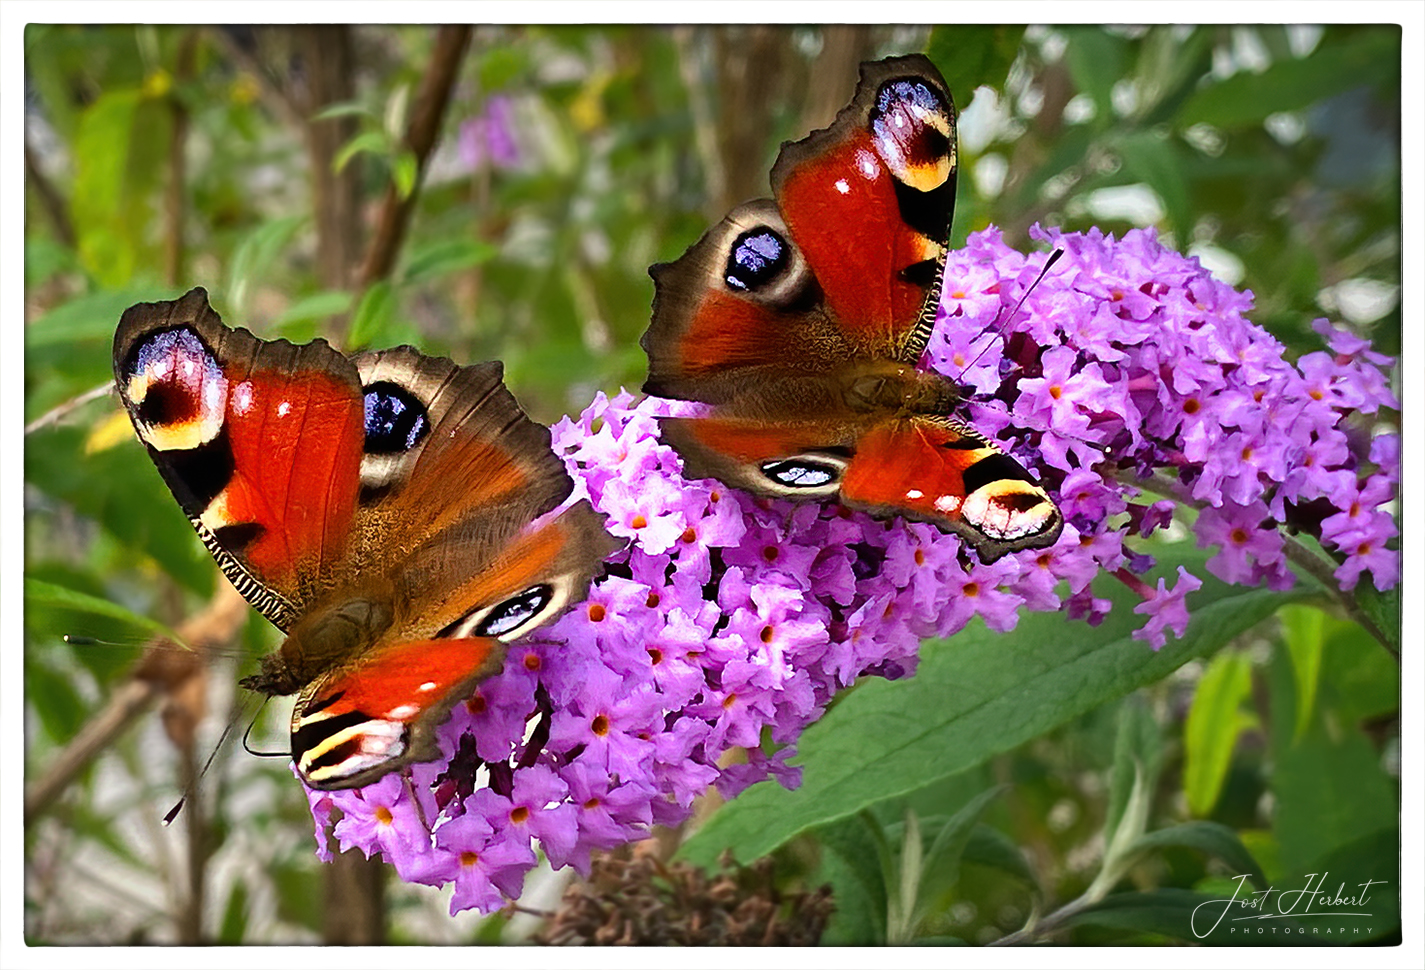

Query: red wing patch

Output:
[215, 364, 364, 586]
[291, 637, 506, 789]
[776, 129, 933, 349]
[115, 291, 366, 623]
[771, 56, 956, 357]
[840, 420, 1061, 563]
[678, 289, 810, 379]
[669, 415, 844, 465]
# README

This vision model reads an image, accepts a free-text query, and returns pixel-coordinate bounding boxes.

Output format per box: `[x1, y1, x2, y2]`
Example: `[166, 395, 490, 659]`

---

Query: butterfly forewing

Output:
[770, 53, 957, 360]
[115, 288, 365, 630]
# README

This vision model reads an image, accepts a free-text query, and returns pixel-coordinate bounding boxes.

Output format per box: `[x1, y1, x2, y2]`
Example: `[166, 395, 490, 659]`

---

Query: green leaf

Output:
[217, 881, 249, 944]
[477, 46, 528, 91]
[1062, 26, 1129, 121]
[1183, 649, 1256, 816]
[926, 26, 1026, 101]
[1177, 28, 1399, 130]
[227, 215, 306, 317]
[679, 548, 1310, 868]
[1316, 619, 1397, 726]
[334, 129, 391, 174]
[71, 89, 142, 287]
[918, 786, 1004, 898]
[1278, 826, 1399, 943]
[311, 100, 375, 122]
[24, 287, 169, 350]
[1268, 647, 1396, 877]
[887, 809, 922, 944]
[1114, 130, 1191, 232]
[1135, 26, 1217, 128]
[25, 577, 185, 646]
[961, 824, 1036, 887]
[1351, 582, 1399, 657]
[25, 236, 78, 287]
[272, 290, 354, 328]
[1066, 888, 1316, 944]
[1278, 604, 1324, 743]
[1094, 758, 1152, 895]
[904, 789, 1006, 938]
[347, 281, 396, 348]
[1129, 820, 1267, 889]
[26, 425, 214, 591]
[817, 814, 888, 943]
[401, 239, 500, 285]
[271, 857, 323, 931]
[391, 149, 418, 200]
[25, 654, 89, 744]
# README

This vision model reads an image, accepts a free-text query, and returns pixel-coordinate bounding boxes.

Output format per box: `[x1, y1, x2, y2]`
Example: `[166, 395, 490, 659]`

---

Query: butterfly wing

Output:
[114, 287, 365, 629]
[289, 498, 616, 789]
[839, 419, 1062, 563]
[769, 52, 956, 361]
[643, 54, 956, 397]
[275, 341, 620, 788]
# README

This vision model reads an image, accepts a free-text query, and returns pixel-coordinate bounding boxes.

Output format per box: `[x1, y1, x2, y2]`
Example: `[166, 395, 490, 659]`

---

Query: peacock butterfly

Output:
[114, 287, 620, 790]
[642, 53, 1062, 563]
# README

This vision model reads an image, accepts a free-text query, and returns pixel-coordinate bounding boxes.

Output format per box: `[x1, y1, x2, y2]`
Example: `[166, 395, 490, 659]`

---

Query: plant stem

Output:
[989, 891, 1099, 946]
[356, 25, 473, 288]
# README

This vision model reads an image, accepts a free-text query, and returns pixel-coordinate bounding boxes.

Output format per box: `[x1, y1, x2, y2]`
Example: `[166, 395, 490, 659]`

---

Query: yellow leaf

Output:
[86, 409, 135, 454]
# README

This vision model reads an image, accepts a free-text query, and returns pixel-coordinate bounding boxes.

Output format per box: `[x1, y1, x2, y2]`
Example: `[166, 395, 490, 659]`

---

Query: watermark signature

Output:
[1191, 872, 1388, 940]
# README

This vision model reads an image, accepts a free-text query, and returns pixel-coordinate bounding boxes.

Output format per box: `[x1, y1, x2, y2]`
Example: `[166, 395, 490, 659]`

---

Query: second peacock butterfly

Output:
[114, 288, 621, 790]
[641, 53, 1062, 563]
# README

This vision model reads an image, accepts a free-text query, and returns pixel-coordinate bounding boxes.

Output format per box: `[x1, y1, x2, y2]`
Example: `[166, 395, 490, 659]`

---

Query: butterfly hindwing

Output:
[840, 419, 1062, 563]
[289, 498, 616, 789]
[291, 637, 507, 790]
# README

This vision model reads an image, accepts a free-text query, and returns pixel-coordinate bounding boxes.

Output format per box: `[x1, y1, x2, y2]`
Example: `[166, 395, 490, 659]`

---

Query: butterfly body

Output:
[643, 54, 1062, 563]
[115, 288, 618, 789]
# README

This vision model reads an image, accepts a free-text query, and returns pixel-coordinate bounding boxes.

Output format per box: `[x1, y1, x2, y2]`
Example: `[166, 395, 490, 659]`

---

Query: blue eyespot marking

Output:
[475, 585, 553, 638]
[874, 78, 945, 120]
[363, 382, 430, 454]
[725, 229, 787, 291]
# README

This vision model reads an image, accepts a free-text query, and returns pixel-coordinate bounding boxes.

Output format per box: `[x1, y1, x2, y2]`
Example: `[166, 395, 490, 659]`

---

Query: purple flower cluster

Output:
[933, 225, 1397, 602]
[302, 226, 1398, 914]
[457, 95, 521, 172]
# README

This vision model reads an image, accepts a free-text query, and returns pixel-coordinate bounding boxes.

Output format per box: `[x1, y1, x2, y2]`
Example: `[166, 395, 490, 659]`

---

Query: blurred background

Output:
[23, 24, 1400, 945]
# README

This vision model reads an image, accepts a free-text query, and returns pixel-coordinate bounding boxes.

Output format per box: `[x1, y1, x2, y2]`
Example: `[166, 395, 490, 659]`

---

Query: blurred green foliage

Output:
[24, 24, 1398, 945]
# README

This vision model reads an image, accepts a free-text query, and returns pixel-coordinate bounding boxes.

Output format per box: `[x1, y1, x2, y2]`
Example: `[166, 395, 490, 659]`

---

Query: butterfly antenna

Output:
[163, 693, 253, 825]
[64, 632, 148, 649]
[242, 695, 288, 758]
[954, 248, 1064, 382]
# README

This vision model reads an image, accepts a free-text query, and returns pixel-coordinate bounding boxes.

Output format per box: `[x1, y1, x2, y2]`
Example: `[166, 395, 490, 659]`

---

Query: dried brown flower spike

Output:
[537, 844, 834, 946]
